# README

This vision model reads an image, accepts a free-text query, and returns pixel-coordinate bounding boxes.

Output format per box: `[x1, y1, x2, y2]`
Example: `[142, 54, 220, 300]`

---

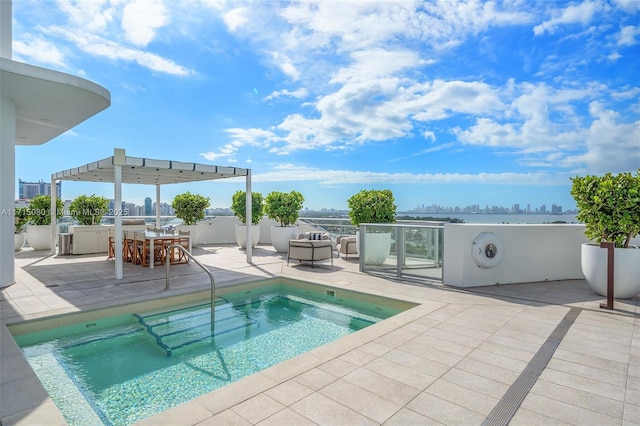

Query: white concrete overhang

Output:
[0, 58, 111, 145]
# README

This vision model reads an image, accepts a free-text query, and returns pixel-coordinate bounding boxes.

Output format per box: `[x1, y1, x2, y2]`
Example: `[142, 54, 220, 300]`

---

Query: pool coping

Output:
[3, 246, 638, 425]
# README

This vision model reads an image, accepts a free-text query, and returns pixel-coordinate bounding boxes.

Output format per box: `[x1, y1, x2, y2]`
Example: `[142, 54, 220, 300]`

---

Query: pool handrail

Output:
[165, 244, 215, 328]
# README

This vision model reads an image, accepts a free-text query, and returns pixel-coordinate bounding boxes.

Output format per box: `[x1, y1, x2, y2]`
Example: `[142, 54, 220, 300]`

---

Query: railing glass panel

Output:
[360, 222, 444, 282]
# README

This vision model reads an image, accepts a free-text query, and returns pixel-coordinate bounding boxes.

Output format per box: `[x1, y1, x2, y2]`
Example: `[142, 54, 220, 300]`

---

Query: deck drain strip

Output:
[482, 307, 581, 426]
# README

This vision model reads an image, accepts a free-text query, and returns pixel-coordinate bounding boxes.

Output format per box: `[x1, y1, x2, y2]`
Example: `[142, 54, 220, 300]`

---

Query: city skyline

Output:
[17, 178, 573, 216]
[13, 1, 639, 211]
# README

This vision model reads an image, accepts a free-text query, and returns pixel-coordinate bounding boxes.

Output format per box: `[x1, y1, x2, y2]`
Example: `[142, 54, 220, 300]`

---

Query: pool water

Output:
[13, 285, 403, 425]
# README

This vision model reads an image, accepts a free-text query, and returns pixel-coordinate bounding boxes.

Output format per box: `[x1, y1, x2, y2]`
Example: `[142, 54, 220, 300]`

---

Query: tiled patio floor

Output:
[1, 244, 639, 425]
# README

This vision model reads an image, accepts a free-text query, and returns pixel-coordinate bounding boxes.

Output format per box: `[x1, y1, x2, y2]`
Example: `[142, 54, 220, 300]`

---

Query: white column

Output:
[246, 169, 252, 263]
[0, 1, 11, 59]
[0, 96, 16, 288]
[155, 184, 161, 228]
[50, 176, 57, 255]
[114, 148, 125, 279]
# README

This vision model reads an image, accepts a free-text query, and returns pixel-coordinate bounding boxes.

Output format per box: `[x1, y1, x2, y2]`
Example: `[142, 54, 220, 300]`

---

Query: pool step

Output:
[134, 301, 260, 357]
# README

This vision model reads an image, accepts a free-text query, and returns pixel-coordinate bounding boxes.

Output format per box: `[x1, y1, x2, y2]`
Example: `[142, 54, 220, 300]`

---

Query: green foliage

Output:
[172, 192, 210, 225]
[69, 194, 109, 225]
[347, 189, 397, 227]
[231, 191, 263, 225]
[14, 207, 28, 233]
[264, 190, 304, 227]
[571, 170, 640, 248]
[27, 195, 64, 225]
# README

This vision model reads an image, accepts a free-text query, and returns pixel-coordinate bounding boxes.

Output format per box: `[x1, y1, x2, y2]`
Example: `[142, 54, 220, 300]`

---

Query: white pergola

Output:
[51, 148, 253, 279]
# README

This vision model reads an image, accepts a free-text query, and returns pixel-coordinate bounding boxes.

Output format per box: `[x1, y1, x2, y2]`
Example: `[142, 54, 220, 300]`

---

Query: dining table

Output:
[145, 230, 192, 269]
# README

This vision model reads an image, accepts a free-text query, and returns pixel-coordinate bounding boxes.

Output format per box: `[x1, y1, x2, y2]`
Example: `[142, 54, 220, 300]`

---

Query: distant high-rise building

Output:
[154, 202, 173, 216]
[18, 179, 61, 199]
[144, 197, 152, 216]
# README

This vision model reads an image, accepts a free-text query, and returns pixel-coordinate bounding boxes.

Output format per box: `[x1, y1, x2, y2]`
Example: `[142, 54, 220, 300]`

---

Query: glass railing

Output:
[359, 222, 444, 282]
[298, 217, 357, 239]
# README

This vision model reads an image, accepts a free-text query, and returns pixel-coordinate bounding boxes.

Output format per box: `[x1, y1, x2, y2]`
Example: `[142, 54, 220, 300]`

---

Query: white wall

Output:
[197, 216, 305, 245]
[443, 224, 591, 287]
[196, 216, 322, 245]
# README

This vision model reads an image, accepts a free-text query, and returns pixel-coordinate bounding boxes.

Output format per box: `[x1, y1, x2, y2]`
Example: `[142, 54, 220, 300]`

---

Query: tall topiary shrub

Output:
[264, 190, 304, 227]
[69, 194, 109, 225]
[27, 195, 64, 225]
[347, 189, 397, 227]
[14, 207, 28, 234]
[571, 170, 640, 248]
[231, 191, 263, 225]
[172, 192, 210, 225]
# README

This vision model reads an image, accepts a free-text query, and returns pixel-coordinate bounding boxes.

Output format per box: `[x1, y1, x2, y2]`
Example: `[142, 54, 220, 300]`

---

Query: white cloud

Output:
[223, 7, 248, 32]
[612, 0, 640, 13]
[269, 51, 300, 80]
[56, 0, 115, 32]
[410, 80, 503, 121]
[252, 164, 562, 186]
[330, 49, 422, 84]
[121, 0, 168, 47]
[618, 25, 640, 46]
[13, 35, 67, 67]
[567, 102, 640, 172]
[46, 26, 193, 75]
[534, 1, 602, 35]
[264, 88, 309, 102]
[423, 131, 436, 142]
[19, 0, 190, 75]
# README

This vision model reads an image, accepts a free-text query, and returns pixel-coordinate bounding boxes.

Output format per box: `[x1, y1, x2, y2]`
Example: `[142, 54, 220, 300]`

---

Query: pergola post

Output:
[246, 169, 252, 263]
[156, 184, 161, 229]
[114, 148, 125, 279]
[50, 176, 58, 255]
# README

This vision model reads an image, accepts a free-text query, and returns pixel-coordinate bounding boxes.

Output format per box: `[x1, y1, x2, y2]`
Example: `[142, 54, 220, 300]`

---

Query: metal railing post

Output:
[165, 244, 216, 328]
[396, 225, 404, 278]
[599, 241, 614, 310]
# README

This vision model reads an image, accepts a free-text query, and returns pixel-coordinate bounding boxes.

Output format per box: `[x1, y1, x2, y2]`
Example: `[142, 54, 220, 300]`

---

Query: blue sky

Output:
[13, 0, 640, 211]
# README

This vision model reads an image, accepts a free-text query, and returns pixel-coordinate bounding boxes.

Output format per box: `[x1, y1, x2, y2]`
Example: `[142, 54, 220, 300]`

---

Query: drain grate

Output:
[482, 307, 580, 426]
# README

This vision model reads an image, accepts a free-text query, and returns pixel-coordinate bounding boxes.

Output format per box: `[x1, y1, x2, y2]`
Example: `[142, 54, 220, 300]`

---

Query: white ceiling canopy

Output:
[52, 155, 249, 184]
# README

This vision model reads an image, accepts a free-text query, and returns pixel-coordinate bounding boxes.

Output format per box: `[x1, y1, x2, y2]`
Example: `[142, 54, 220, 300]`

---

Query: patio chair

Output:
[170, 231, 190, 265]
[336, 235, 357, 260]
[107, 228, 115, 260]
[133, 231, 165, 267]
[109, 229, 134, 262]
[287, 232, 334, 269]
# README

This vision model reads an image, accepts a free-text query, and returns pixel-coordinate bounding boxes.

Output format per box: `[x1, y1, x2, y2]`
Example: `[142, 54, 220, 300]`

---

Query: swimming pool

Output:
[10, 279, 413, 425]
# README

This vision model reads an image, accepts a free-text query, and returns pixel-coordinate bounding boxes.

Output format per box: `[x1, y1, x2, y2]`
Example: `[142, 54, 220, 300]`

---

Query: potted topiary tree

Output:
[172, 192, 210, 247]
[347, 189, 397, 265]
[230, 190, 263, 249]
[69, 194, 109, 225]
[26, 195, 64, 250]
[571, 170, 640, 298]
[14, 207, 28, 251]
[264, 190, 304, 252]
